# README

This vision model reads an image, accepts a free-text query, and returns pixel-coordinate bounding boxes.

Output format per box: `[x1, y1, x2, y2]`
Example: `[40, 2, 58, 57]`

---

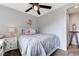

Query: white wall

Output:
[0, 5, 37, 35]
[69, 13, 79, 45]
[37, 4, 76, 51]
[38, 8, 66, 51]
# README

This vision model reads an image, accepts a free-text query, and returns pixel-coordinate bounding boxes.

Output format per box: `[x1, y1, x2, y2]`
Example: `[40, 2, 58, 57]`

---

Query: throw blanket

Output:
[18, 33, 60, 56]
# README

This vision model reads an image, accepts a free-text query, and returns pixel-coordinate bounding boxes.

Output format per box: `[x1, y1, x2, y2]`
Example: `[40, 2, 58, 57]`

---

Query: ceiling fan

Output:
[25, 3, 52, 15]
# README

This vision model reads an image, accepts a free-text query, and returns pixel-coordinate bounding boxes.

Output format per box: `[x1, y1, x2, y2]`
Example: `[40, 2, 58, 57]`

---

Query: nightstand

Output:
[4, 37, 17, 52]
[0, 39, 5, 56]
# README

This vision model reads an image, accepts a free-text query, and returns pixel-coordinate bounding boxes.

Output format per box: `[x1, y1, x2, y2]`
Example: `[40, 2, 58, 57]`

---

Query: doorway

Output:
[67, 5, 79, 55]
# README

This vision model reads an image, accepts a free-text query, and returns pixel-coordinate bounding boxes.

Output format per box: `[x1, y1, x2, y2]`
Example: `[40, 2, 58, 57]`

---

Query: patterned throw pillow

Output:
[22, 28, 36, 35]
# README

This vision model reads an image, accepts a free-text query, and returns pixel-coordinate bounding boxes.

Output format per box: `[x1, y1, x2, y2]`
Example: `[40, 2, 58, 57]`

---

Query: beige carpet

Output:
[68, 45, 79, 56]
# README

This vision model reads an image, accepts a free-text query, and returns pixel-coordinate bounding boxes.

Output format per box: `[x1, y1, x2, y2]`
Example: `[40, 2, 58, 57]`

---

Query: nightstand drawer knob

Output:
[0, 46, 2, 49]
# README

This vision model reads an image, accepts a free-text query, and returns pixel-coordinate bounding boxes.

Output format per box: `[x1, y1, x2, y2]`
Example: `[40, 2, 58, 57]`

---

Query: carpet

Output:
[68, 45, 79, 56]
[4, 49, 21, 56]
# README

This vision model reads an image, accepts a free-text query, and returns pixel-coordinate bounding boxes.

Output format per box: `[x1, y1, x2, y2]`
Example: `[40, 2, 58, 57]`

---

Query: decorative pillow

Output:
[29, 28, 36, 35]
[22, 28, 36, 35]
[17, 27, 27, 35]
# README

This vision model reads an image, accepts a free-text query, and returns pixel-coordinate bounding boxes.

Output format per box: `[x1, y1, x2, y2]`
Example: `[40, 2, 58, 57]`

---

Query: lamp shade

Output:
[9, 27, 16, 32]
[8, 27, 16, 37]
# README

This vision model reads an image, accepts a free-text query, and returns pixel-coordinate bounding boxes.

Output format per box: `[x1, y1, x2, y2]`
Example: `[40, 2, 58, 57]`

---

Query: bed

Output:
[17, 33, 60, 56]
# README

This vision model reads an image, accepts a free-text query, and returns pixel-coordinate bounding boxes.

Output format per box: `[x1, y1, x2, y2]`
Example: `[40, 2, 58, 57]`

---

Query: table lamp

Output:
[8, 27, 16, 37]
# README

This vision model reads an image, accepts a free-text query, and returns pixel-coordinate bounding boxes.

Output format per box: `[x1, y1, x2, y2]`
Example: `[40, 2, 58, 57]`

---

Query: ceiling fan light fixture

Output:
[33, 5, 39, 11]
[25, 3, 52, 15]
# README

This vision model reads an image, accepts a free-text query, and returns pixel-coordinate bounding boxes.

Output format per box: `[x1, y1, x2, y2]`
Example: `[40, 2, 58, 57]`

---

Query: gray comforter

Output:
[18, 33, 60, 56]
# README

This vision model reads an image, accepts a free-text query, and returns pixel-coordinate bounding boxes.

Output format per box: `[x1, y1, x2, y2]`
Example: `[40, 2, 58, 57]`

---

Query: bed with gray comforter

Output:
[18, 33, 60, 56]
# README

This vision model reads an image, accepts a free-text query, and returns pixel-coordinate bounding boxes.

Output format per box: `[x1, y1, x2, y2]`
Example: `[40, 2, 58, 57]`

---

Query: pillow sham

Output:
[22, 28, 36, 35]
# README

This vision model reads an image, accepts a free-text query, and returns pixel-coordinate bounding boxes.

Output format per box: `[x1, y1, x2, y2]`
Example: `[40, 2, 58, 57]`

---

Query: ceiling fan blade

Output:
[29, 3, 39, 4]
[37, 10, 40, 15]
[25, 7, 32, 12]
[35, 3, 39, 5]
[29, 3, 33, 4]
[40, 5, 52, 9]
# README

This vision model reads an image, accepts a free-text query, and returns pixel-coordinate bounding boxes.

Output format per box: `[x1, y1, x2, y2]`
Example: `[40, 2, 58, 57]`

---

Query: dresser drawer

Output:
[4, 37, 17, 52]
[0, 39, 4, 56]
[0, 52, 3, 56]
[0, 47, 3, 56]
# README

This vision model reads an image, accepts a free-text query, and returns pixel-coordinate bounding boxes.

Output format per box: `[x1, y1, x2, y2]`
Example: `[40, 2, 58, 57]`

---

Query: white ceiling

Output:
[0, 3, 67, 17]
[67, 4, 79, 15]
